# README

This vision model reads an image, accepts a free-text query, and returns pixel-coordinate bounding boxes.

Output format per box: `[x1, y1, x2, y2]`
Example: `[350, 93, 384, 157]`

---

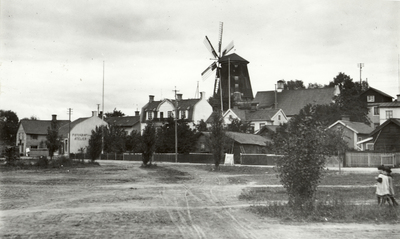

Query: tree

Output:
[125, 130, 142, 153]
[105, 108, 125, 118]
[87, 125, 104, 162]
[0, 110, 19, 145]
[226, 117, 252, 133]
[210, 110, 225, 170]
[195, 119, 208, 132]
[104, 124, 127, 153]
[329, 73, 369, 124]
[141, 121, 156, 166]
[275, 104, 347, 216]
[46, 120, 61, 160]
[283, 80, 306, 90]
[155, 118, 197, 154]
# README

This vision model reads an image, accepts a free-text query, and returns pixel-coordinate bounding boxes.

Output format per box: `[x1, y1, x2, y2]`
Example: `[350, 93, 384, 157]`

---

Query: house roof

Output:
[225, 131, 267, 146]
[253, 87, 338, 116]
[377, 101, 400, 108]
[360, 87, 393, 99]
[200, 131, 267, 146]
[105, 116, 140, 127]
[369, 118, 400, 136]
[255, 125, 279, 135]
[20, 119, 70, 135]
[142, 98, 201, 122]
[328, 120, 374, 135]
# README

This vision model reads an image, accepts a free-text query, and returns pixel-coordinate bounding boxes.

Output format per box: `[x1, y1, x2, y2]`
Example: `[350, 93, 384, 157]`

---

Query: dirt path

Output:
[0, 160, 399, 238]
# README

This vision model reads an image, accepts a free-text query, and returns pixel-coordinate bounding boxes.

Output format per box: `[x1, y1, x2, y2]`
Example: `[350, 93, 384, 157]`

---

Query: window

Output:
[31, 145, 38, 149]
[160, 112, 164, 119]
[386, 110, 393, 119]
[31, 135, 38, 140]
[373, 106, 379, 115]
[148, 111, 153, 120]
[367, 95, 375, 102]
[181, 110, 186, 119]
[278, 115, 281, 120]
[366, 143, 374, 151]
[260, 123, 265, 128]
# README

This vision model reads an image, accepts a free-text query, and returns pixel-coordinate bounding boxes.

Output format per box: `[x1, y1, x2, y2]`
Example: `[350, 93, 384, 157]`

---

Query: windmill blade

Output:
[203, 36, 218, 58]
[218, 22, 223, 56]
[201, 61, 217, 81]
[222, 41, 234, 56]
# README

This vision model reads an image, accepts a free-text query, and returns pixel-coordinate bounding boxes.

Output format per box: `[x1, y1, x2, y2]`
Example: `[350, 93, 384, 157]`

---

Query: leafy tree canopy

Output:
[105, 108, 125, 118]
[226, 117, 253, 133]
[0, 110, 19, 145]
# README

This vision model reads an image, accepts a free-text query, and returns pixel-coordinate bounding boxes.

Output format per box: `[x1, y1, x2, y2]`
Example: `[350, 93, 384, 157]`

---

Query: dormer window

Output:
[148, 111, 153, 120]
[181, 110, 186, 119]
[367, 95, 375, 102]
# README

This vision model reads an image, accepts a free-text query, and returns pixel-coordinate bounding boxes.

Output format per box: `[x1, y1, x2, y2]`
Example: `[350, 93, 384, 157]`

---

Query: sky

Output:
[1, 0, 399, 121]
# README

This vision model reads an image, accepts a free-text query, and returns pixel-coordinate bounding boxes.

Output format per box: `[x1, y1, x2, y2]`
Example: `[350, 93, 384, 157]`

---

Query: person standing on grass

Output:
[375, 165, 391, 206]
[385, 167, 398, 206]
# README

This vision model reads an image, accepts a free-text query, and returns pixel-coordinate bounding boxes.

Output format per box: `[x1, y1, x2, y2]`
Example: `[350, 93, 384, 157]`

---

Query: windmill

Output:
[201, 22, 234, 110]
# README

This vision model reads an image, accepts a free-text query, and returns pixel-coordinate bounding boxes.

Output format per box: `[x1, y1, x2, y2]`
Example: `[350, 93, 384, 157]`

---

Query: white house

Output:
[223, 108, 288, 132]
[140, 92, 213, 132]
[59, 111, 108, 154]
[378, 95, 400, 125]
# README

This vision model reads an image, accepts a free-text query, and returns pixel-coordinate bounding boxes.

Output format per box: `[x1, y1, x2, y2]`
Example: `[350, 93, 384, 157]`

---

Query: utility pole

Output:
[67, 108, 73, 158]
[101, 61, 105, 156]
[173, 86, 179, 163]
[228, 58, 231, 109]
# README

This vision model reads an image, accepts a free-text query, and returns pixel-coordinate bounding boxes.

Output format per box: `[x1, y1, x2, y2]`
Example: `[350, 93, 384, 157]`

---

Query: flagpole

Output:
[101, 61, 105, 155]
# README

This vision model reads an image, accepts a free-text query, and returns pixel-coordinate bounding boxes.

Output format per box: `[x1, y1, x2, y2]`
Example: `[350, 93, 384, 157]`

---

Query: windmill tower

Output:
[201, 22, 253, 110]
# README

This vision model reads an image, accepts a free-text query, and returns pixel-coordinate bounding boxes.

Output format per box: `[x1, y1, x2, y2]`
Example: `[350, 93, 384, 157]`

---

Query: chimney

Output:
[135, 111, 140, 116]
[397, 94, 400, 101]
[341, 115, 350, 121]
[52, 114, 57, 121]
[149, 95, 154, 102]
[276, 80, 284, 93]
[200, 91, 205, 99]
[176, 93, 183, 101]
[92, 111, 97, 117]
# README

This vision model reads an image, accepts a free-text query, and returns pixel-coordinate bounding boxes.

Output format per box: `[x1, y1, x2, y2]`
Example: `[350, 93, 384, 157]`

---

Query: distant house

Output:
[252, 86, 340, 119]
[194, 131, 268, 163]
[359, 87, 393, 128]
[140, 92, 213, 131]
[0, 116, 8, 154]
[105, 111, 141, 135]
[368, 118, 400, 152]
[327, 116, 375, 151]
[223, 108, 287, 133]
[15, 115, 70, 156]
[59, 111, 108, 154]
[377, 95, 400, 125]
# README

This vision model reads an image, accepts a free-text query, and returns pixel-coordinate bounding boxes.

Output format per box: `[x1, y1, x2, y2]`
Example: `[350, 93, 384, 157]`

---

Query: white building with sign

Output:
[59, 111, 108, 154]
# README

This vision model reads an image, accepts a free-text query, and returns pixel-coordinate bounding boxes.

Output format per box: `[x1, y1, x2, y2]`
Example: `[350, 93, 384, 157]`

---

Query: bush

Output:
[35, 156, 48, 167]
[4, 146, 19, 166]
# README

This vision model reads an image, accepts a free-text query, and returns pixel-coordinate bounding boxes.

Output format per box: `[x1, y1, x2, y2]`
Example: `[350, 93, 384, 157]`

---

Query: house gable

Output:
[369, 118, 400, 152]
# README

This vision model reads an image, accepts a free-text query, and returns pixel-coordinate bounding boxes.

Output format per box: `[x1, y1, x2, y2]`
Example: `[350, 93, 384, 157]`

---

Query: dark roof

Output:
[369, 118, 400, 136]
[256, 125, 279, 135]
[225, 131, 267, 146]
[200, 131, 267, 146]
[105, 116, 140, 127]
[253, 87, 338, 116]
[58, 118, 89, 136]
[219, 53, 249, 64]
[360, 87, 393, 99]
[20, 119, 70, 135]
[329, 120, 374, 135]
[378, 102, 400, 108]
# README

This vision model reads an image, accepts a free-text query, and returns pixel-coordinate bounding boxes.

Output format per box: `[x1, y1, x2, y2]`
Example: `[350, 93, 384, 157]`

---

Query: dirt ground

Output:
[0, 160, 399, 239]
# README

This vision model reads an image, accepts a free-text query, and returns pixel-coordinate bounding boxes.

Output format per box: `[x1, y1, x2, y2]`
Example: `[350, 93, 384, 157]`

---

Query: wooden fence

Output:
[345, 152, 399, 167]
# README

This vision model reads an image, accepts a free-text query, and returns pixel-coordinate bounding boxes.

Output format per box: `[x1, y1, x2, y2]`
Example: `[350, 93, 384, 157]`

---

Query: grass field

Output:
[0, 160, 399, 238]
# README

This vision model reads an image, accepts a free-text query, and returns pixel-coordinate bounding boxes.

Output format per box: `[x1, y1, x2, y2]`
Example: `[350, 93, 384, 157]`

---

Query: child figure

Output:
[375, 165, 391, 206]
[385, 167, 398, 206]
